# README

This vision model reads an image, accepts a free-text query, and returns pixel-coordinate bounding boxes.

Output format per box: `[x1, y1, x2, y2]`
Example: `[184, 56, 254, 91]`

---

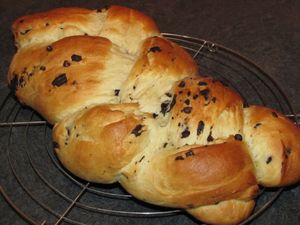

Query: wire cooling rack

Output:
[0, 33, 299, 225]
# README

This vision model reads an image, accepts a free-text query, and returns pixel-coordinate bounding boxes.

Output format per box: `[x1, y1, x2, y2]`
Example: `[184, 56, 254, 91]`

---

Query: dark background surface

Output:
[0, 0, 299, 225]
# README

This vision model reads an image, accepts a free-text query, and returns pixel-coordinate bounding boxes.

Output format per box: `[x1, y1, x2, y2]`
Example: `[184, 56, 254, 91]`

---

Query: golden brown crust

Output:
[120, 138, 258, 208]
[12, 7, 103, 48]
[243, 105, 300, 186]
[187, 199, 255, 225]
[101, 6, 159, 54]
[8, 35, 135, 124]
[12, 5, 159, 54]
[53, 103, 147, 183]
[8, 5, 300, 225]
[121, 36, 199, 113]
[106, 5, 158, 33]
[166, 76, 244, 147]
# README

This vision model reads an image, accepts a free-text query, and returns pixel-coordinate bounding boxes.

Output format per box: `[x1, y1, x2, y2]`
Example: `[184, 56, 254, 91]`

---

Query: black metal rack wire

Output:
[0, 34, 299, 225]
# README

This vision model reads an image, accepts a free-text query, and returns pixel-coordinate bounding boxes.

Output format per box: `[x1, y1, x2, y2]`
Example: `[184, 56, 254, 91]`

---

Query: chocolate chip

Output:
[52, 73, 67, 87]
[175, 155, 184, 161]
[163, 143, 168, 148]
[45, 22, 49, 26]
[185, 150, 194, 157]
[187, 91, 191, 96]
[254, 123, 262, 128]
[160, 101, 169, 115]
[181, 128, 190, 138]
[152, 113, 158, 119]
[266, 156, 272, 164]
[198, 81, 207, 86]
[200, 89, 210, 101]
[63, 60, 71, 67]
[182, 107, 192, 114]
[178, 81, 186, 88]
[234, 134, 243, 141]
[46, 45, 53, 52]
[40, 66, 46, 71]
[184, 99, 190, 105]
[131, 124, 144, 137]
[207, 131, 214, 142]
[165, 92, 172, 97]
[212, 97, 216, 103]
[160, 95, 177, 115]
[197, 121, 205, 135]
[193, 94, 199, 100]
[114, 89, 120, 96]
[139, 155, 145, 162]
[272, 112, 278, 118]
[149, 46, 161, 53]
[71, 54, 82, 62]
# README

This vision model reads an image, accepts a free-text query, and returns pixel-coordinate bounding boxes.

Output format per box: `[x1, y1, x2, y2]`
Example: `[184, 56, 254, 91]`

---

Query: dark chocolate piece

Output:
[266, 156, 272, 164]
[234, 134, 243, 141]
[184, 99, 190, 105]
[198, 81, 208, 86]
[160, 95, 177, 115]
[199, 89, 210, 101]
[139, 155, 145, 162]
[149, 46, 161, 53]
[40, 66, 46, 71]
[181, 128, 190, 138]
[207, 131, 214, 142]
[152, 113, 158, 119]
[63, 60, 71, 67]
[46, 45, 53, 52]
[178, 81, 186, 88]
[197, 121, 205, 135]
[182, 107, 192, 114]
[114, 89, 120, 96]
[165, 92, 172, 98]
[175, 155, 184, 160]
[185, 150, 195, 157]
[71, 54, 82, 62]
[131, 124, 144, 137]
[52, 73, 67, 87]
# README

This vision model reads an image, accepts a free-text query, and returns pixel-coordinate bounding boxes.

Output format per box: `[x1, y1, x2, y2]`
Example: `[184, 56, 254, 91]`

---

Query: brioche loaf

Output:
[8, 5, 300, 225]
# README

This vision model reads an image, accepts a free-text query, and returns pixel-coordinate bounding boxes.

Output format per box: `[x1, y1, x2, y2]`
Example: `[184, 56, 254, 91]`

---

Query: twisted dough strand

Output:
[8, 5, 300, 225]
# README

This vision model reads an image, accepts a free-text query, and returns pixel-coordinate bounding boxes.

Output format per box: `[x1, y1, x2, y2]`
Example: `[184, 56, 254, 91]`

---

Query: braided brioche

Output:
[7, 5, 300, 225]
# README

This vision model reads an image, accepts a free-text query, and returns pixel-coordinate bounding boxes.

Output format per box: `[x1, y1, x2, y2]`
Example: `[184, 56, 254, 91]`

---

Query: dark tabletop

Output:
[0, 0, 299, 225]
